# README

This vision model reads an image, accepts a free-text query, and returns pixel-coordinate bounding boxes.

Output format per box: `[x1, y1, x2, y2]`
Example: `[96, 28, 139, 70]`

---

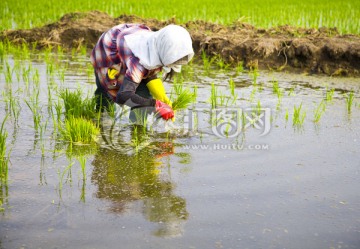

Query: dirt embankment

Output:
[1, 11, 360, 76]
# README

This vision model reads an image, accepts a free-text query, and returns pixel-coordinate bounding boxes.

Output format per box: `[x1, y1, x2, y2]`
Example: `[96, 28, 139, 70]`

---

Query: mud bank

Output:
[1, 11, 359, 76]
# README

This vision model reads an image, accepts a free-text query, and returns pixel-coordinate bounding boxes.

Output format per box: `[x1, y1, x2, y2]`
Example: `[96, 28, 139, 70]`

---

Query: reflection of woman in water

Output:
[91, 141, 189, 237]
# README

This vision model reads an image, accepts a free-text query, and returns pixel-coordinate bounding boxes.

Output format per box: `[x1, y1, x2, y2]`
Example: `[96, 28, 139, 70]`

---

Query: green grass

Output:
[1, 0, 359, 34]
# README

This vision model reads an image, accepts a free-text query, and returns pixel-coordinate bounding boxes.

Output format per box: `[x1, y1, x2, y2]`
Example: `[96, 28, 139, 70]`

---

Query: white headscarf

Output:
[124, 24, 194, 73]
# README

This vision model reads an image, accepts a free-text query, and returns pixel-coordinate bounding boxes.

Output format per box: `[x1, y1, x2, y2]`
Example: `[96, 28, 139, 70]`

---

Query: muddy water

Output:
[0, 54, 360, 249]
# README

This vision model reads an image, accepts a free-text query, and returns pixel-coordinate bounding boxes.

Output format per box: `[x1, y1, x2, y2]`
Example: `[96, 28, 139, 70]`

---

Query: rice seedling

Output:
[345, 91, 355, 113]
[0, 42, 5, 61]
[235, 62, 244, 75]
[77, 156, 87, 181]
[13, 60, 22, 83]
[285, 108, 289, 123]
[59, 88, 97, 119]
[0, 115, 10, 182]
[170, 77, 196, 111]
[60, 116, 100, 144]
[313, 100, 326, 123]
[46, 61, 54, 76]
[32, 68, 40, 87]
[215, 56, 230, 70]
[293, 103, 306, 126]
[201, 51, 216, 72]
[2, 88, 21, 122]
[22, 64, 32, 89]
[58, 66, 66, 83]
[249, 85, 257, 103]
[251, 69, 259, 85]
[210, 82, 218, 108]
[4, 61, 12, 84]
[229, 77, 235, 96]
[325, 87, 335, 102]
[39, 120, 48, 156]
[217, 91, 228, 106]
[272, 80, 280, 94]
[171, 88, 196, 111]
[256, 100, 262, 115]
[25, 91, 42, 132]
[57, 160, 74, 199]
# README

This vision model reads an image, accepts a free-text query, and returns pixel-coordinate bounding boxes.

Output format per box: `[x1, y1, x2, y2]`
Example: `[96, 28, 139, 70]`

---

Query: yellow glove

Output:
[107, 68, 119, 80]
[147, 79, 172, 107]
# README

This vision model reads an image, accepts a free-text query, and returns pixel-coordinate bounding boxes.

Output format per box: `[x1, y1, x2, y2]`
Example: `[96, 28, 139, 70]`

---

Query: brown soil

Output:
[1, 11, 360, 76]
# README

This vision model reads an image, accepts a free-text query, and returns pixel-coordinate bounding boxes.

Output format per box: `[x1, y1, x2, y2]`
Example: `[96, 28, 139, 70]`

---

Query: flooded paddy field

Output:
[0, 51, 360, 249]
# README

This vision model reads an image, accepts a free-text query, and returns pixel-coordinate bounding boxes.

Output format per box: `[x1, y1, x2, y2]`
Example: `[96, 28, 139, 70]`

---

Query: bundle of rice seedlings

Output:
[171, 88, 196, 111]
[60, 116, 99, 144]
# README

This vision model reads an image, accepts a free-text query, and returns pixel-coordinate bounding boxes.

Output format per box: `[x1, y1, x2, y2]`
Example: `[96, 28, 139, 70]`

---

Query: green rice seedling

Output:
[235, 62, 244, 75]
[4, 61, 12, 84]
[201, 51, 216, 72]
[22, 64, 32, 89]
[58, 66, 66, 83]
[13, 60, 22, 83]
[77, 156, 87, 181]
[210, 82, 218, 109]
[249, 85, 257, 103]
[38, 120, 48, 156]
[59, 88, 97, 119]
[32, 68, 40, 88]
[313, 100, 326, 123]
[215, 56, 230, 70]
[285, 108, 289, 123]
[53, 99, 64, 125]
[272, 80, 279, 94]
[57, 160, 74, 199]
[201, 50, 211, 71]
[172, 75, 184, 96]
[0, 115, 10, 182]
[171, 88, 196, 111]
[218, 91, 228, 106]
[345, 91, 355, 113]
[252, 69, 259, 85]
[25, 91, 41, 132]
[46, 61, 54, 76]
[288, 87, 296, 96]
[229, 77, 235, 96]
[60, 116, 100, 144]
[21, 43, 30, 60]
[293, 103, 306, 126]
[256, 100, 262, 115]
[325, 88, 335, 102]
[2, 88, 20, 121]
[0, 42, 5, 61]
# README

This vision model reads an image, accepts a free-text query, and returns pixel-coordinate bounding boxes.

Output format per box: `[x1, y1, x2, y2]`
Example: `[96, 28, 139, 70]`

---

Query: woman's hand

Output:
[155, 100, 174, 120]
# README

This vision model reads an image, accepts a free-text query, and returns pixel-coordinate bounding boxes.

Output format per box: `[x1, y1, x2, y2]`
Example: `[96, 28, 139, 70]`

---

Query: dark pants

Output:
[94, 72, 153, 124]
